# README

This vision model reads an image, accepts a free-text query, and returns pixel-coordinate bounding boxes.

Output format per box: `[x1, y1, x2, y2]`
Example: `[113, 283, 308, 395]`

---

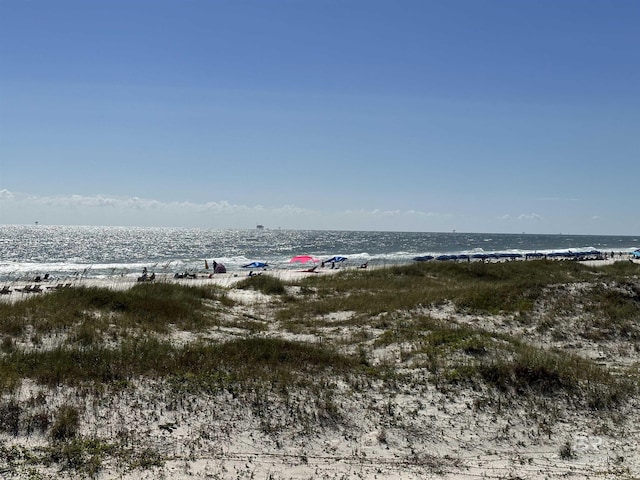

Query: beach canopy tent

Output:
[413, 255, 434, 262]
[573, 250, 602, 258]
[323, 256, 348, 264]
[498, 253, 522, 259]
[289, 255, 320, 264]
[632, 250, 640, 258]
[242, 261, 268, 269]
[214, 263, 226, 273]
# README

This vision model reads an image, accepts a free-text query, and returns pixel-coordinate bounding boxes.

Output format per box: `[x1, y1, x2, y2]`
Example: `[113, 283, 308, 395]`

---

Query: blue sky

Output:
[1, 0, 638, 234]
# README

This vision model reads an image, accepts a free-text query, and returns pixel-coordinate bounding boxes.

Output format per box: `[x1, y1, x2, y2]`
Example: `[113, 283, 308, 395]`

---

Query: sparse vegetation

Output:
[1, 260, 639, 478]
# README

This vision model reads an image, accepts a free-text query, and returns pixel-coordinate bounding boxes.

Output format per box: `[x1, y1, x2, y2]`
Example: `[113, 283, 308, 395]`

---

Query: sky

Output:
[1, 0, 639, 234]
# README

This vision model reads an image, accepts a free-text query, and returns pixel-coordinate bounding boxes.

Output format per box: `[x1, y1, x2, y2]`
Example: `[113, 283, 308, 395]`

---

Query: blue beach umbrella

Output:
[499, 253, 522, 259]
[242, 261, 268, 269]
[324, 256, 348, 264]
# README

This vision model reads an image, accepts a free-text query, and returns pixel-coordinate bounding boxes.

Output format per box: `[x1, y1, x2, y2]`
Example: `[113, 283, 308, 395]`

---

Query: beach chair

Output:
[0, 286, 11, 295]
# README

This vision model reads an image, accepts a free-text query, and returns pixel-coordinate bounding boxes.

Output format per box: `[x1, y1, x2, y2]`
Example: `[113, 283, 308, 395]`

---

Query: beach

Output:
[1, 257, 640, 479]
[2, 252, 636, 301]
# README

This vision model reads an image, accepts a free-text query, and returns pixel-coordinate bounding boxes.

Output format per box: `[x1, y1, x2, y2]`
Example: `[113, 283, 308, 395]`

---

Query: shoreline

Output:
[2, 225, 639, 286]
[2, 256, 639, 303]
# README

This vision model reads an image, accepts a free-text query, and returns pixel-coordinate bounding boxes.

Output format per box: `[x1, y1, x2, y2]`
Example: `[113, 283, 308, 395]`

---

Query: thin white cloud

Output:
[0, 190, 323, 220]
[342, 208, 448, 217]
[517, 213, 542, 221]
[272, 204, 315, 216]
[498, 213, 542, 221]
[199, 200, 251, 213]
[0, 189, 15, 200]
[0, 189, 470, 231]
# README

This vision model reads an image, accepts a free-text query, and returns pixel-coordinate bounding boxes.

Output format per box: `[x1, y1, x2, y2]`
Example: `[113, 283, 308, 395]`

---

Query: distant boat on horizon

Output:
[256, 224, 264, 230]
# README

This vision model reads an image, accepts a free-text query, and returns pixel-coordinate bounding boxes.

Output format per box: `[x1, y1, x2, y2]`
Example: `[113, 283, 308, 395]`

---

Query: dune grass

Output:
[371, 312, 635, 410]
[279, 260, 602, 321]
[235, 274, 287, 295]
[1, 260, 639, 477]
[1, 260, 637, 403]
[0, 282, 231, 338]
[0, 336, 368, 393]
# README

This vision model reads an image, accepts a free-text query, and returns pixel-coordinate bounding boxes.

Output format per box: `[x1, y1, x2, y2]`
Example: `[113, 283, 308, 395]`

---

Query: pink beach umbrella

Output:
[289, 255, 320, 264]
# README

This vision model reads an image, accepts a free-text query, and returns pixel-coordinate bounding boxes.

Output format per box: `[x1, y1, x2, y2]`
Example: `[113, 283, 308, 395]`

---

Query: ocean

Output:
[1, 225, 639, 282]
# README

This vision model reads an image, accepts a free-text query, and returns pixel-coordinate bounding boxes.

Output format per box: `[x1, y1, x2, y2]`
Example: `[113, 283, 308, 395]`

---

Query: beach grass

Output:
[235, 274, 287, 295]
[0, 261, 637, 396]
[0, 282, 232, 338]
[1, 259, 639, 477]
[278, 260, 600, 320]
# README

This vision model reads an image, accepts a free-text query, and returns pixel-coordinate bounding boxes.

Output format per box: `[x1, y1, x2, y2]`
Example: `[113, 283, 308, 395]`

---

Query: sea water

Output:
[1, 224, 639, 282]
